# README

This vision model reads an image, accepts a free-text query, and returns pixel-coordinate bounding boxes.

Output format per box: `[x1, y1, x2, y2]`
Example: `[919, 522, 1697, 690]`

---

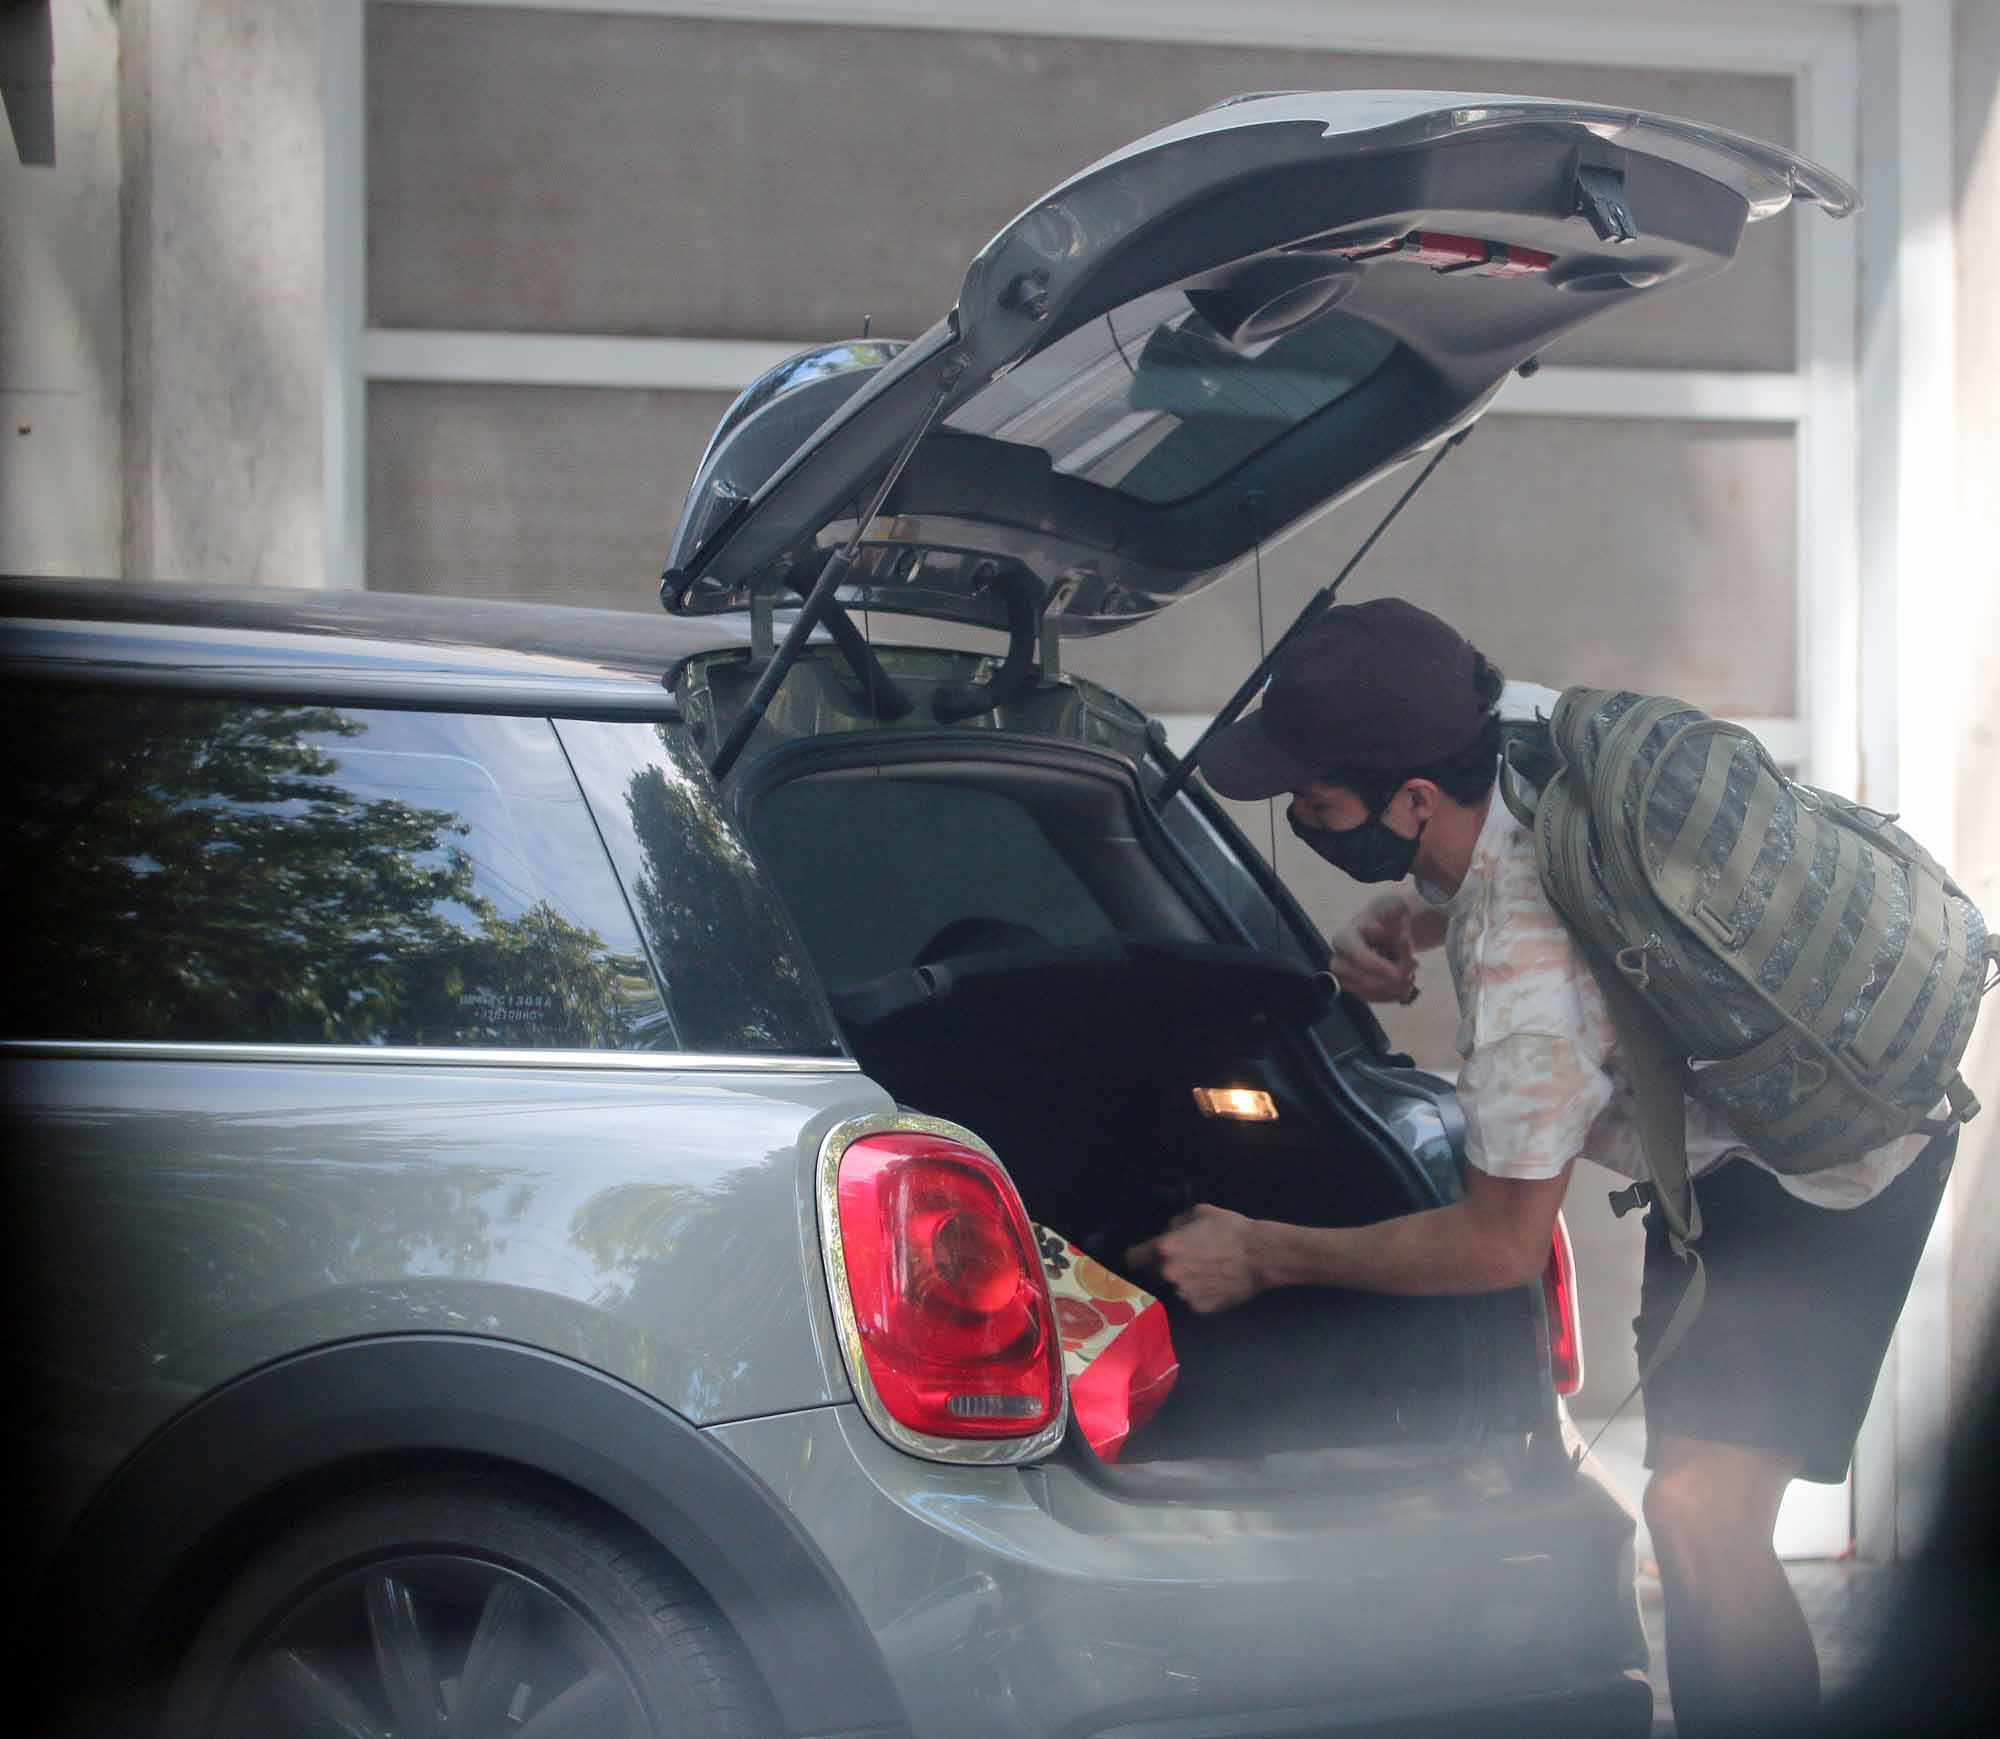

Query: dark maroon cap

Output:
[1198, 599, 1489, 800]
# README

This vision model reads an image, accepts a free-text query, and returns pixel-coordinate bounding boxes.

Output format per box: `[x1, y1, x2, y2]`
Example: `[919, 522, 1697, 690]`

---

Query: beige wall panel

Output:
[366, 382, 734, 607]
[1951, 0, 2000, 1412]
[1, 0, 121, 577]
[122, 0, 324, 587]
[366, 5, 1793, 371]
[1066, 416, 1799, 724]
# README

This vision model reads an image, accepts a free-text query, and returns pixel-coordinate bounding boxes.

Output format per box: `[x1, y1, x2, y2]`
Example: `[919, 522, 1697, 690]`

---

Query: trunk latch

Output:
[1574, 163, 1639, 244]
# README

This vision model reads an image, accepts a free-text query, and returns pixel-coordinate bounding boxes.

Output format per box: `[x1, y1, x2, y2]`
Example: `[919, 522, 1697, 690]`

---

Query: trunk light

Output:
[828, 1129, 1064, 1448]
[1193, 1087, 1278, 1122]
[1543, 1212, 1585, 1397]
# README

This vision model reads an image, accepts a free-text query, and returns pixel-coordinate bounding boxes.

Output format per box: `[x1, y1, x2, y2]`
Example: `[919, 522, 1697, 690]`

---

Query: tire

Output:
[160, 1473, 773, 1739]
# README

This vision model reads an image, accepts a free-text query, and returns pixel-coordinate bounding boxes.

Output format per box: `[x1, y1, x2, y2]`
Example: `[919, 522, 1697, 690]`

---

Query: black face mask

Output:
[1287, 800, 1425, 885]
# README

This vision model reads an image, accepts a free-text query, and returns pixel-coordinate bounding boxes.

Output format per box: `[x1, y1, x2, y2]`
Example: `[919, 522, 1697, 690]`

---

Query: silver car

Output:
[7, 92, 1851, 1739]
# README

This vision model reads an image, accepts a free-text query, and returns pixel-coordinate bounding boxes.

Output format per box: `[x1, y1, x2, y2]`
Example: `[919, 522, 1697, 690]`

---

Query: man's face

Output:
[1287, 779, 1407, 834]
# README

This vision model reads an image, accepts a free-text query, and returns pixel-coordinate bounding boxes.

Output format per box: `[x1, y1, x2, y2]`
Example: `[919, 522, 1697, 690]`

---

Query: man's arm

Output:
[1126, 1161, 1573, 1313]
[1331, 890, 1447, 1002]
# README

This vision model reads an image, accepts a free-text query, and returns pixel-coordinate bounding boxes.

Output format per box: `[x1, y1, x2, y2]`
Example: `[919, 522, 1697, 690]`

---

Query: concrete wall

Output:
[366, 5, 1796, 367]
[120, 0, 324, 586]
[1951, 0, 2000, 1417]
[1, 0, 121, 577]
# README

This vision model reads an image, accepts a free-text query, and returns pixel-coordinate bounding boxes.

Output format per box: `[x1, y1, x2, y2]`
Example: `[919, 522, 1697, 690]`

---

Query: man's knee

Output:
[1643, 1461, 1709, 1557]
[1645, 1435, 1800, 1559]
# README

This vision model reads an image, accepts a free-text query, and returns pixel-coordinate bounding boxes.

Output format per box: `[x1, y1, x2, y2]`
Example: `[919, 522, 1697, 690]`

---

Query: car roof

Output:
[0, 578, 758, 717]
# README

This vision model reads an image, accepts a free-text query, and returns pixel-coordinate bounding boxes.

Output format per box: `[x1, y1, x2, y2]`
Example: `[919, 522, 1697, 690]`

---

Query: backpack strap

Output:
[1576, 943, 1708, 1461]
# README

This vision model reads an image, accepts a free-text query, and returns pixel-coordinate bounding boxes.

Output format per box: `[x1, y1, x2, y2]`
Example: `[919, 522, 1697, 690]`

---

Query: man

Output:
[1128, 598, 1953, 1738]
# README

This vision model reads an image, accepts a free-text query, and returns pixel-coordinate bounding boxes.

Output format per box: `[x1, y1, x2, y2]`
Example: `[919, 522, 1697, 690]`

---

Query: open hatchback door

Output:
[664, 91, 1855, 640]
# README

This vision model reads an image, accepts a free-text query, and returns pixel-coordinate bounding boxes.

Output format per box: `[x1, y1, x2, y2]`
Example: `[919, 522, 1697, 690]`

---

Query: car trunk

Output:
[727, 690, 1548, 1475]
[826, 939, 1484, 1469]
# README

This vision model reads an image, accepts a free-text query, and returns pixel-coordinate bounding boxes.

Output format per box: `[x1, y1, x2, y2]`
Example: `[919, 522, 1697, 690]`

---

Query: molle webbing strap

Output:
[1865, 900, 1965, 1104]
[1739, 807, 1828, 981]
[1772, 824, 1864, 1011]
[1814, 878, 1900, 1051]
[1658, 730, 1740, 907]
[1703, 777, 1783, 939]
[1847, 868, 1951, 1075]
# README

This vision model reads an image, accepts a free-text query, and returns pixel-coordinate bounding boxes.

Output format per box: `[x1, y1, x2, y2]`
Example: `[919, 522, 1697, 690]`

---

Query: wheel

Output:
[161, 1475, 772, 1739]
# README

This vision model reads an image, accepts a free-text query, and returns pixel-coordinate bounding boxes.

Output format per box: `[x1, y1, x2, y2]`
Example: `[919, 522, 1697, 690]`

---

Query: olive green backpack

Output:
[1499, 689, 1995, 1415]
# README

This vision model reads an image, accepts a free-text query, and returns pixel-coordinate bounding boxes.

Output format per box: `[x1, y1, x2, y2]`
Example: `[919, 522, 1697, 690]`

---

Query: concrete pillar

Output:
[1949, 0, 2000, 1419]
[1, 0, 122, 577]
[120, 0, 324, 587]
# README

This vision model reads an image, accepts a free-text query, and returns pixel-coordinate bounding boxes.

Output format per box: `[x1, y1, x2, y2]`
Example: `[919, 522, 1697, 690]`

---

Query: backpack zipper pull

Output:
[1614, 934, 1663, 992]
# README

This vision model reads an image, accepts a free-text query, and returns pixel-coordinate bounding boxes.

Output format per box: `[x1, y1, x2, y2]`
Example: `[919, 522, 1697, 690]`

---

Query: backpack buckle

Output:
[1608, 1181, 1653, 1219]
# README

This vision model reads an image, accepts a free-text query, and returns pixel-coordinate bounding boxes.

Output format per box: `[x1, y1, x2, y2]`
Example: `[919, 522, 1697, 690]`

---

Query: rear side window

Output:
[0, 690, 669, 1049]
[556, 719, 844, 1056]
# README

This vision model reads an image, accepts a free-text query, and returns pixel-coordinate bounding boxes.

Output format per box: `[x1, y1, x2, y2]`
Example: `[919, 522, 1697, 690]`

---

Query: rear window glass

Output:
[944, 290, 1397, 505]
[556, 719, 844, 1056]
[0, 691, 667, 1049]
[751, 777, 1118, 988]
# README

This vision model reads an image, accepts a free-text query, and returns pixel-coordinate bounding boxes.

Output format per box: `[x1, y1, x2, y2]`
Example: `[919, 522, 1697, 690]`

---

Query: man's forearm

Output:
[1251, 1200, 1540, 1296]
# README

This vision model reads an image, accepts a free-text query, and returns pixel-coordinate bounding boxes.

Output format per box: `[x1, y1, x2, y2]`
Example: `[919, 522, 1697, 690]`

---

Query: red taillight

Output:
[830, 1130, 1064, 1445]
[1543, 1213, 1585, 1398]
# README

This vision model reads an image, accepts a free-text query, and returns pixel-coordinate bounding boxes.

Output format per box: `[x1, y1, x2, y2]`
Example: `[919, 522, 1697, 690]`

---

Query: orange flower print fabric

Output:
[1034, 1225, 1179, 1462]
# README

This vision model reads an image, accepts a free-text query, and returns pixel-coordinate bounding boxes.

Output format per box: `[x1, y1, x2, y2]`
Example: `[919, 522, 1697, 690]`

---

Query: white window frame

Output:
[322, 0, 1956, 1558]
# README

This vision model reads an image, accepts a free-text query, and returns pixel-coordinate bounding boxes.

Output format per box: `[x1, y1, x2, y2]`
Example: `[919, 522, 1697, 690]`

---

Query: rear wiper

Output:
[1153, 426, 1472, 807]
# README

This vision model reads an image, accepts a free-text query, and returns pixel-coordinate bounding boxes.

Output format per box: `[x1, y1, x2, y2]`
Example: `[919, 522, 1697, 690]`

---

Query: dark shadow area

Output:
[1, 0, 55, 167]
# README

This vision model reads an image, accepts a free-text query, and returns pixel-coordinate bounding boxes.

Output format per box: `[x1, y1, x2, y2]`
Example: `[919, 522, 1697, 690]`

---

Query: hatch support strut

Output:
[1153, 427, 1472, 807]
[709, 359, 965, 780]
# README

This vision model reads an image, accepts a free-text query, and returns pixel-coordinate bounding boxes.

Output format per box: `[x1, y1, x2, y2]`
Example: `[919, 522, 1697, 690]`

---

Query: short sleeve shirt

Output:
[1436, 772, 1927, 1211]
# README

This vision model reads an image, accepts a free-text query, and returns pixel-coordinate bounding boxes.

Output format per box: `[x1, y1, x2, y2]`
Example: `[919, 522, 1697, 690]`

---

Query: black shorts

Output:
[1633, 1131, 1955, 1485]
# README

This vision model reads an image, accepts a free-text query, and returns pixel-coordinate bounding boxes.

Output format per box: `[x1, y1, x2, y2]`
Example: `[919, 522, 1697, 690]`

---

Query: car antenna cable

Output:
[1154, 425, 1472, 807]
[709, 357, 965, 781]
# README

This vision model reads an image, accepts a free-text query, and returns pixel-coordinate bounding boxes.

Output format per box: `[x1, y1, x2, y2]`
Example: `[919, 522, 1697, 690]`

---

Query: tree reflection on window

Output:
[618, 728, 838, 1055]
[1, 693, 660, 1047]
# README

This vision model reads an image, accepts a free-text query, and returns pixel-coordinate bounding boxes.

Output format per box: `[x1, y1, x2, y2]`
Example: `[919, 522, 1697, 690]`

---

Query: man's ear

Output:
[1399, 778, 1444, 824]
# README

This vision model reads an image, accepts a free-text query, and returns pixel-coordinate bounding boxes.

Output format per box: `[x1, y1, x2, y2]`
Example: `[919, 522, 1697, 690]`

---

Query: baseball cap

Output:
[1197, 599, 1490, 800]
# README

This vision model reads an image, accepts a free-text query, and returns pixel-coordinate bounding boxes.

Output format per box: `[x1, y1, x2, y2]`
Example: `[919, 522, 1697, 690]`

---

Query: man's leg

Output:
[1643, 1431, 1815, 1737]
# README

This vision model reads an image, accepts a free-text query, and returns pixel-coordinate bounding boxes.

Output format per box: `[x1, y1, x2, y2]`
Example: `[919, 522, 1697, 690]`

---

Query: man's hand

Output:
[1125, 1204, 1265, 1314]
[1332, 896, 1419, 1004]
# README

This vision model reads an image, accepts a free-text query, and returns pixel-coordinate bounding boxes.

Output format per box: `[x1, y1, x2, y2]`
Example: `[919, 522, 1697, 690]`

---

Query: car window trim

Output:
[0, 655, 680, 721]
[0, 1039, 857, 1072]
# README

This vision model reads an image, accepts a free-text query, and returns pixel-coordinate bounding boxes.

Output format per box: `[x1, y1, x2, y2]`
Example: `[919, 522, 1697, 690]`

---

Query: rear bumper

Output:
[1089, 1670, 1655, 1737]
[707, 1406, 1649, 1739]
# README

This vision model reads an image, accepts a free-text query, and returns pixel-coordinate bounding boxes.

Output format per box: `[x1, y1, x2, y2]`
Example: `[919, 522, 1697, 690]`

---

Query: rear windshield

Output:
[944, 289, 1397, 505]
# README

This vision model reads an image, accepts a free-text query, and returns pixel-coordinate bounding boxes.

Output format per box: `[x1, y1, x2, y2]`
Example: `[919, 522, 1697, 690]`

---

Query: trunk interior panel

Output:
[747, 753, 1490, 1469]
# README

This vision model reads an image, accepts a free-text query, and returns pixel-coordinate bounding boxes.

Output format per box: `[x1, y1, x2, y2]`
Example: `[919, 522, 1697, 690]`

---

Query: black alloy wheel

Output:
[163, 1477, 771, 1739]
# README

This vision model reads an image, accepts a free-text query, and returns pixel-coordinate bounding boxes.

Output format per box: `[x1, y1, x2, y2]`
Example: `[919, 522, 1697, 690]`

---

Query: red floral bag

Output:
[1033, 1225, 1179, 1463]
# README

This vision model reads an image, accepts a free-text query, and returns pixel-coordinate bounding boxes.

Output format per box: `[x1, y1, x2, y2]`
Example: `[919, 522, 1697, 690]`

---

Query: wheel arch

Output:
[44, 1335, 908, 1738]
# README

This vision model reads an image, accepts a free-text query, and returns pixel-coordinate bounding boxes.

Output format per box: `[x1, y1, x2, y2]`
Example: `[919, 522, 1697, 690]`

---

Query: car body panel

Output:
[665, 91, 1855, 639]
[5, 1050, 886, 1556]
[45, 1337, 915, 1739]
[711, 1403, 1648, 1738]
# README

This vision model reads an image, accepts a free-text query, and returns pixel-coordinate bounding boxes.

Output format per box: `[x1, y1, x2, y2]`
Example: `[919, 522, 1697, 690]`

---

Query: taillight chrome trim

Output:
[815, 1110, 1071, 1466]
